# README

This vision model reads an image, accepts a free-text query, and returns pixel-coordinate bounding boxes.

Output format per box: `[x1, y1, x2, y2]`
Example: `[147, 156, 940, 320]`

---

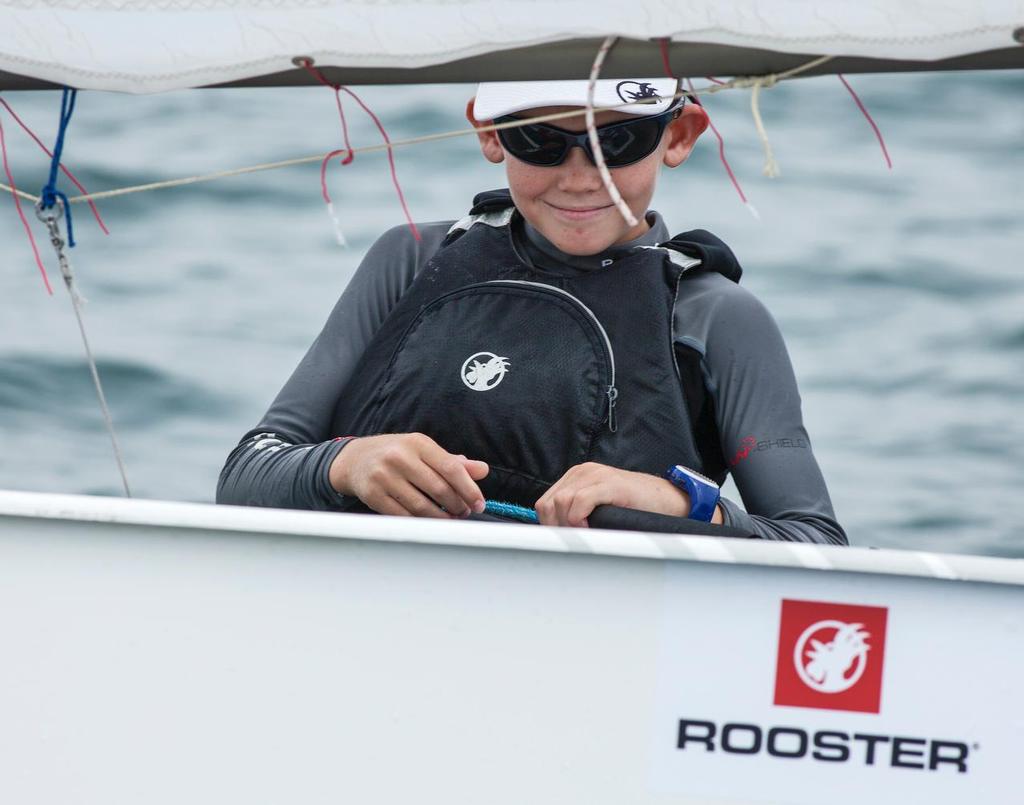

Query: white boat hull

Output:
[1, 491, 1020, 804]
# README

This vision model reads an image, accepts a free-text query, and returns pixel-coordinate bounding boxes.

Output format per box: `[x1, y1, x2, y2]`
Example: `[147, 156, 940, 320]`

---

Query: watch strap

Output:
[665, 464, 720, 522]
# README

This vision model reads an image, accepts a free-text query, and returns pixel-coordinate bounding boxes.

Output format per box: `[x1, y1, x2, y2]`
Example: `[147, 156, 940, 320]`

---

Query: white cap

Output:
[472, 78, 681, 121]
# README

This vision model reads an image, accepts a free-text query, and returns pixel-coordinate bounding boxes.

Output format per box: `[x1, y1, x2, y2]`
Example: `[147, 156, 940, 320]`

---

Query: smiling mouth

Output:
[546, 202, 613, 220]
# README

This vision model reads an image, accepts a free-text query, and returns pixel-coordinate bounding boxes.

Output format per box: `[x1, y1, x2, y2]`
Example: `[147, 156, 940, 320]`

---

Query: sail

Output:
[1, 0, 1022, 93]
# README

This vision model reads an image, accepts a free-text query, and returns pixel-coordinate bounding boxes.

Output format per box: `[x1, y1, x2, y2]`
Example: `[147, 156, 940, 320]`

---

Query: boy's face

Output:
[469, 102, 708, 256]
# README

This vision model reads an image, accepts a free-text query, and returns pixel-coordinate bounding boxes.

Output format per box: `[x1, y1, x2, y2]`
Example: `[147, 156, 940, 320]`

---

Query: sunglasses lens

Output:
[598, 118, 662, 167]
[497, 122, 567, 166]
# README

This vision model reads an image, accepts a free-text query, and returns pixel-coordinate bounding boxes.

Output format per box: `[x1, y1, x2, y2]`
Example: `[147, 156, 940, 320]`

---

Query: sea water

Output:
[0, 71, 1021, 557]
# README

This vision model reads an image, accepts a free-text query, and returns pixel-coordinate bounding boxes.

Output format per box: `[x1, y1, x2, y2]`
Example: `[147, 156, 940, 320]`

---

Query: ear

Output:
[466, 98, 505, 164]
[662, 104, 709, 168]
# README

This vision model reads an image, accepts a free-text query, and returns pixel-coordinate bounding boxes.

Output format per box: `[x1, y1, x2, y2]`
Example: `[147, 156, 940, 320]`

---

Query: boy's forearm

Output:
[216, 431, 351, 510]
[695, 280, 846, 545]
[718, 497, 846, 545]
[217, 223, 451, 510]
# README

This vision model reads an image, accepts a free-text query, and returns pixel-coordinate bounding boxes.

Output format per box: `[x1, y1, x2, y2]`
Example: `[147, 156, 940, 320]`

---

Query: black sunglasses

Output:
[495, 106, 681, 169]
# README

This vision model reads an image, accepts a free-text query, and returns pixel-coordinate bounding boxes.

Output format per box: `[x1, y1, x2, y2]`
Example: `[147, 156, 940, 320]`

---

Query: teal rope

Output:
[483, 500, 539, 524]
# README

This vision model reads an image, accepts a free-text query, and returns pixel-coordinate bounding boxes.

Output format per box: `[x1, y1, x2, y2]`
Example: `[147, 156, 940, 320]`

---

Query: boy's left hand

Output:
[536, 462, 715, 528]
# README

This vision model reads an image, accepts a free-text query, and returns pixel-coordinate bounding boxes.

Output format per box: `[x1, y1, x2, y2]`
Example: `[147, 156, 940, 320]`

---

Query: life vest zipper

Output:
[485, 279, 618, 433]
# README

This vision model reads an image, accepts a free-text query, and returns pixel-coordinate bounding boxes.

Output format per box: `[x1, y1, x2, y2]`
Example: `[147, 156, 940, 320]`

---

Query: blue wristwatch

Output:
[665, 465, 720, 522]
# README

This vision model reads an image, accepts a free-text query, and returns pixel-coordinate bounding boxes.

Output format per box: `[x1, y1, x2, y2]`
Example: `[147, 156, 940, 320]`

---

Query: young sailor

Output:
[218, 78, 846, 544]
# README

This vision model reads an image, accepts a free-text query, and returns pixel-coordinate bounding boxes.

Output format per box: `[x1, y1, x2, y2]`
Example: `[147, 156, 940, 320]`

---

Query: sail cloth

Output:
[1, 0, 1022, 93]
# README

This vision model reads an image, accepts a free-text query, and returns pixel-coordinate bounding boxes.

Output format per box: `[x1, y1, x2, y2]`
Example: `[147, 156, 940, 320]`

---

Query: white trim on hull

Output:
[1, 489, 1021, 586]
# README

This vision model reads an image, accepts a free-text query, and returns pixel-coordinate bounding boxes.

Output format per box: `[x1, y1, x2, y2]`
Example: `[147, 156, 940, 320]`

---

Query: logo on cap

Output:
[615, 81, 661, 105]
[773, 599, 888, 713]
[461, 352, 510, 391]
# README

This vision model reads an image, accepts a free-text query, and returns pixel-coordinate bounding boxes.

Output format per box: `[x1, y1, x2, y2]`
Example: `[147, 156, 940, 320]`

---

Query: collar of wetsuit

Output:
[518, 212, 671, 275]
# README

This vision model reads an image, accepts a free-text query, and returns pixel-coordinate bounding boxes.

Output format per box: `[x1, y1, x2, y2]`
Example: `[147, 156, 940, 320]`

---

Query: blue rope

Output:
[39, 87, 78, 247]
[483, 500, 539, 524]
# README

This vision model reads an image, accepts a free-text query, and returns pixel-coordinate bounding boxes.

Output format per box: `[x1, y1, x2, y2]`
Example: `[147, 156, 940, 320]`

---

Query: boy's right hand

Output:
[329, 433, 489, 519]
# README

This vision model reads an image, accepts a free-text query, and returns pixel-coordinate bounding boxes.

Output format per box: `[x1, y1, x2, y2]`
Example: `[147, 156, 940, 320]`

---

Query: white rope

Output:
[68, 284, 132, 497]
[0, 181, 36, 202]
[709, 54, 834, 179]
[706, 54, 835, 94]
[0, 110, 651, 207]
[585, 35, 638, 228]
[35, 201, 132, 497]
[750, 79, 780, 177]
[0, 56, 835, 208]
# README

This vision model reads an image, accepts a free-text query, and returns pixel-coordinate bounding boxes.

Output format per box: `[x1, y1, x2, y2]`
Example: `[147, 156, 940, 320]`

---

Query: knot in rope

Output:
[39, 87, 78, 247]
[720, 73, 779, 91]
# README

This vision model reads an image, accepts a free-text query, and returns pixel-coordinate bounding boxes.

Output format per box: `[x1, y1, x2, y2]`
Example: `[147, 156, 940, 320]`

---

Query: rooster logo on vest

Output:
[461, 352, 510, 391]
[793, 620, 871, 694]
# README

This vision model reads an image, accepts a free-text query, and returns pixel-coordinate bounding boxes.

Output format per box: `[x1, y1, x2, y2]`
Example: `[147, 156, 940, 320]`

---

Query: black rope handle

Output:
[587, 505, 755, 538]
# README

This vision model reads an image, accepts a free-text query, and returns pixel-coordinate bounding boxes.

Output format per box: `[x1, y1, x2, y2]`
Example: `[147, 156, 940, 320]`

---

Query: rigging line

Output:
[299, 60, 421, 240]
[43, 116, 630, 205]
[312, 81, 355, 247]
[0, 179, 35, 199]
[12, 55, 832, 208]
[684, 77, 756, 218]
[0, 96, 109, 232]
[321, 148, 352, 246]
[705, 58, 835, 180]
[776, 54, 835, 81]
[708, 54, 835, 93]
[35, 199, 132, 497]
[716, 56, 835, 178]
[750, 80, 780, 177]
[0, 116, 53, 293]
[585, 35, 638, 228]
[0, 180, 41, 203]
[657, 39, 753, 214]
[837, 73, 893, 169]
[339, 85, 421, 241]
[39, 88, 79, 247]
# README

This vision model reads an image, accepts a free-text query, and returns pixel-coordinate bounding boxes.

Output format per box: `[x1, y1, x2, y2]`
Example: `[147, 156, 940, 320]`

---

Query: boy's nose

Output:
[556, 146, 604, 192]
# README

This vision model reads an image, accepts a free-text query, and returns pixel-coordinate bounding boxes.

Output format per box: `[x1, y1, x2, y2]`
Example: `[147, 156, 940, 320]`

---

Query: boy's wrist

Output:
[654, 476, 691, 518]
[328, 436, 359, 495]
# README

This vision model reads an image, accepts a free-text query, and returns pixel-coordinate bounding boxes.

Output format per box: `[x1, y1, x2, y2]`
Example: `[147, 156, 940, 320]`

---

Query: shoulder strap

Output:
[661, 229, 743, 283]
[444, 188, 516, 243]
[469, 188, 514, 215]
[635, 244, 702, 272]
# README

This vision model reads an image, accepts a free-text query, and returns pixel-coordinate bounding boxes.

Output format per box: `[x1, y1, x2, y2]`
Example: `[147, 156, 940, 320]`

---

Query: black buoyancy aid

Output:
[330, 190, 742, 506]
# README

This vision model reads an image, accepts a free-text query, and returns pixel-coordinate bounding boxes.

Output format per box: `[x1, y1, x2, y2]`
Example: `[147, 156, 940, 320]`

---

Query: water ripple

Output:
[0, 354, 232, 429]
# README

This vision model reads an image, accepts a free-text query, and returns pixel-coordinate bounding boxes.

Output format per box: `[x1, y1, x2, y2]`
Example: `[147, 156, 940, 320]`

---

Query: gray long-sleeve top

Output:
[217, 212, 846, 545]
